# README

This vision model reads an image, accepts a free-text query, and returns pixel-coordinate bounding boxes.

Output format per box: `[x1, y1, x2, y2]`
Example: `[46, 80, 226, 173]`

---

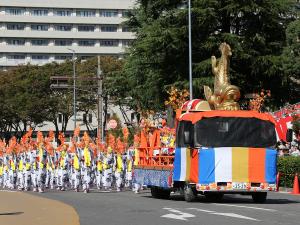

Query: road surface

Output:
[30, 190, 300, 225]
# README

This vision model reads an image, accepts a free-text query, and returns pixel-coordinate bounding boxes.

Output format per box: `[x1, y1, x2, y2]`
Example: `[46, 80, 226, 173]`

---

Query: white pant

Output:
[102, 169, 112, 188]
[82, 167, 91, 190]
[96, 170, 102, 188]
[115, 171, 124, 190]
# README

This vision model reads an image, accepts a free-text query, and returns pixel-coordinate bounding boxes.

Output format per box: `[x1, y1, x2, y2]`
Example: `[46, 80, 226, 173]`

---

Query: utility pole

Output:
[188, 0, 193, 100]
[67, 48, 77, 130]
[97, 56, 104, 142]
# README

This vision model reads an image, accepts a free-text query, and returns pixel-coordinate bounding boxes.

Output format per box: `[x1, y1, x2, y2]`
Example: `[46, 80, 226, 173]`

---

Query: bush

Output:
[277, 156, 300, 188]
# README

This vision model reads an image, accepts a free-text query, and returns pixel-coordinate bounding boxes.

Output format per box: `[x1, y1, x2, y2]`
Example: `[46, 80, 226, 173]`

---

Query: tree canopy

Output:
[122, 0, 299, 112]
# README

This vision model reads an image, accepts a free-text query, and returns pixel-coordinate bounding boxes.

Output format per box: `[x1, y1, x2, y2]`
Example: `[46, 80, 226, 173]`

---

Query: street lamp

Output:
[188, 0, 193, 100]
[67, 48, 76, 130]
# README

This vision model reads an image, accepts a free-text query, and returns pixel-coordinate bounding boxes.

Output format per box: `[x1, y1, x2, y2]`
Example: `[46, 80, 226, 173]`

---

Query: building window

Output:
[122, 10, 130, 17]
[31, 39, 49, 46]
[6, 8, 25, 15]
[31, 24, 49, 31]
[55, 55, 72, 60]
[99, 10, 118, 17]
[78, 40, 95, 46]
[78, 25, 95, 32]
[76, 10, 96, 17]
[31, 9, 48, 16]
[54, 25, 72, 31]
[101, 25, 117, 32]
[122, 40, 133, 47]
[7, 39, 25, 46]
[54, 40, 72, 46]
[7, 55, 25, 60]
[83, 114, 87, 123]
[100, 40, 119, 47]
[89, 114, 92, 123]
[54, 10, 72, 16]
[7, 23, 25, 30]
[32, 55, 49, 60]
[122, 26, 131, 32]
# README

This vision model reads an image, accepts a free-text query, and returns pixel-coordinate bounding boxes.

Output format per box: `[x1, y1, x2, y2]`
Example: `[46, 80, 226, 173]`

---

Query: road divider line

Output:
[213, 203, 277, 212]
[211, 212, 261, 221]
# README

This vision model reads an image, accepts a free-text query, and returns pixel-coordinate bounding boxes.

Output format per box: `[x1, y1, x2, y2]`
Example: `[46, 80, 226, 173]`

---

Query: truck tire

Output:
[184, 184, 197, 202]
[151, 187, 159, 198]
[252, 192, 267, 203]
[151, 187, 170, 199]
[204, 192, 224, 202]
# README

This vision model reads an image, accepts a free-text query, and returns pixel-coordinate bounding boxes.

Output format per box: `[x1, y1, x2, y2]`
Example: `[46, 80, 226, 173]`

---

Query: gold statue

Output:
[204, 42, 240, 110]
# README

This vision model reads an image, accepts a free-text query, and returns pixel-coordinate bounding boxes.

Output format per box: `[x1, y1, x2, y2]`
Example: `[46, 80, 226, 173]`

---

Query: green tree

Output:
[123, 0, 298, 112]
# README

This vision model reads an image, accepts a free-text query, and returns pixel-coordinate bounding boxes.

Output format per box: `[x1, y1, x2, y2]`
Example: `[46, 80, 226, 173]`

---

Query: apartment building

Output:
[0, 0, 137, 136]
[0, 0, 135, 70]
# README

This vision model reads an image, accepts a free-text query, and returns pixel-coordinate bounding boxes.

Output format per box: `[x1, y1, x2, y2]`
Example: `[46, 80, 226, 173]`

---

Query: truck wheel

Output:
[204, 193, 224, 202]
[151, 187, 159, 198]
[151, 187, 170, 199]
[184, 184, 197, 202]
[252, 192, 267, 203]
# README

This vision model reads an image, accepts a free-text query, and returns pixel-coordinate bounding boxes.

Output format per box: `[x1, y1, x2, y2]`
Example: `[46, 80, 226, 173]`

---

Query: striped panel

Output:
[189, 149, 199, 183]
[232, 147, 249, 182]
[199, 148, 215, 184]
[172, 147, 182, 181]
[265, 148, 277, 184]
[180, 147, 187, 181]
[215, 147, 232, 182]
[248, 148, 266, 183]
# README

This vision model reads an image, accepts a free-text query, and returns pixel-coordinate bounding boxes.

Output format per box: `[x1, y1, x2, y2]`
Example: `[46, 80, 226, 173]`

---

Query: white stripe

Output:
[213, 203, 277, 212]
[187, 100, 195, 110]
[180, 148, 187, 181]
[188, 208, 216, 213]
[215, 147, 232, 182]
[211, 212, 260, 221]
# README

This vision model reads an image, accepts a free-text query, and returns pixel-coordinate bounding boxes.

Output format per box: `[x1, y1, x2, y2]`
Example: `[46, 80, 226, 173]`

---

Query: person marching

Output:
[81, 132, 93, 193]
[102, 134, 115, 191]
[114, 138, 125, 192]
[57, 133, 69, 191]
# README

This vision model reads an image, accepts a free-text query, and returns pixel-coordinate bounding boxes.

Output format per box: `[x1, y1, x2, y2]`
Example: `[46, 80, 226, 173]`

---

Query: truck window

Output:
[193, 117, 277, 148]
[176, 121, 193, 148]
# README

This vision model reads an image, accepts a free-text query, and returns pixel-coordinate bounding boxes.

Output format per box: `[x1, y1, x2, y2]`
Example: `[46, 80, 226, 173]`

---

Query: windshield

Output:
[177, 117, 277, 148]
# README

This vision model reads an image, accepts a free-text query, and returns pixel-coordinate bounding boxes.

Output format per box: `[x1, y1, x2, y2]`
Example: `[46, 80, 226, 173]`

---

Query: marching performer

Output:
[82, 132, 93, 193]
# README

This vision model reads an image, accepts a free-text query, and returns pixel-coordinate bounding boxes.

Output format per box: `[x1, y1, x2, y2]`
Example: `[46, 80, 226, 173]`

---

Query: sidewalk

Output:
[0, 190, 80, 225]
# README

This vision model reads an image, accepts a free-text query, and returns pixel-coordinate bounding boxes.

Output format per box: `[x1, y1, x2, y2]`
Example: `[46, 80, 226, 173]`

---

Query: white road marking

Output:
[188, 207, 261, 221]
[213, 203, 277, 212]
[211, 212, 260, 221]
[161, 208, 196, 221]
[187, 208, 216, 213]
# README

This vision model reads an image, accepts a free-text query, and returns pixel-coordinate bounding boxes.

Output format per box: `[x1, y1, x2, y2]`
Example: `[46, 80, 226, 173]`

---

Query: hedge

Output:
[277, 156, 300, 188]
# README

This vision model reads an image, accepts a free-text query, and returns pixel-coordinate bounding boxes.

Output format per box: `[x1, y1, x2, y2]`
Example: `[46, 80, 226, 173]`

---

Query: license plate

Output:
[232, 182, 247, 189]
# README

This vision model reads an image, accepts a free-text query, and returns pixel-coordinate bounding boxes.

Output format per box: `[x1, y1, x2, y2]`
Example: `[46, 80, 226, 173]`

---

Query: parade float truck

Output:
[133, 43, 280, 202]
[133, 109, 278, 203]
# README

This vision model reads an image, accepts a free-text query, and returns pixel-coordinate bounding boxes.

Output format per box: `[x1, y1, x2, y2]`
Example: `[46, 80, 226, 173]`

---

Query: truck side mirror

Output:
[286, 129, 293, 142]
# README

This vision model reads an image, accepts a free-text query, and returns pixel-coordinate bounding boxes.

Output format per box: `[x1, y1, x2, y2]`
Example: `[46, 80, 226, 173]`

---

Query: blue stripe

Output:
[265, 148, 277, 184]
[173, 147, 182, 181]
[199, 148, 215, 184]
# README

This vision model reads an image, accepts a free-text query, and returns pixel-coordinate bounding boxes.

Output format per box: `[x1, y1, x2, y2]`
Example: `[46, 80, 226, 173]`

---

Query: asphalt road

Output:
[32, 190, 300, 225]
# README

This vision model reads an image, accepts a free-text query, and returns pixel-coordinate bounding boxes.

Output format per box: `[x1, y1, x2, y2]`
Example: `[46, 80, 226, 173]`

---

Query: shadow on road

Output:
[0, 212, 24, 216]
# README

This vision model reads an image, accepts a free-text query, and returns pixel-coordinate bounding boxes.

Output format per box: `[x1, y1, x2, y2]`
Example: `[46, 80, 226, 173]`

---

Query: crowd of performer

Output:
[0, 119, 176, 194]
[0, 128, 139, 194]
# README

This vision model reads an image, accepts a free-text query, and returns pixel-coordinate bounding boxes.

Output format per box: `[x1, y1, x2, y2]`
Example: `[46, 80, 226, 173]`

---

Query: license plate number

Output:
[232, 182, 247, 189]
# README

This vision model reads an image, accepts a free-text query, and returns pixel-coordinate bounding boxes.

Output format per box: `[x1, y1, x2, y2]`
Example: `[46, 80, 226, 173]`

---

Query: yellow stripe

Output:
[185, 148, 191, 182]
[232, 147, 249, 182]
